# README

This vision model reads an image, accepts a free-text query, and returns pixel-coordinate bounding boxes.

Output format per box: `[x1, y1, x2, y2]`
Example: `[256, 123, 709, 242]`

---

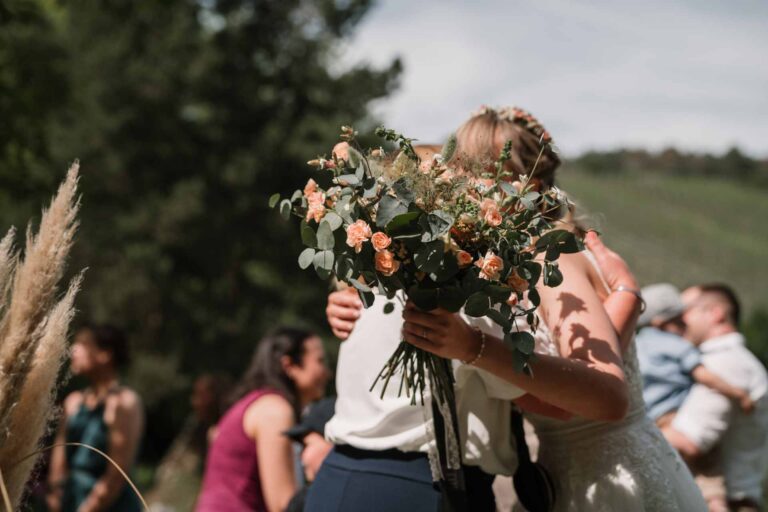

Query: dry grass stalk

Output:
[0, 162, 81, 508]
[0, 274, 82, 503]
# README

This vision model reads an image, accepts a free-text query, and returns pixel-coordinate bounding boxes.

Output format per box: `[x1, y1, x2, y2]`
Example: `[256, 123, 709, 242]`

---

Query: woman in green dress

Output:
[47, 325, 144, 512]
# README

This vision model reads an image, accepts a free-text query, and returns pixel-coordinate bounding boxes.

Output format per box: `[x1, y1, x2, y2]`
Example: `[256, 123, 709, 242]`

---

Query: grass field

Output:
[558, 166, 768, 314]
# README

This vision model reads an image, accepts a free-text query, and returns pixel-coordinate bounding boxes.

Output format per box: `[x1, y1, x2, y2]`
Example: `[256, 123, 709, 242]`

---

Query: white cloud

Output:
[340, 0, 768, 156]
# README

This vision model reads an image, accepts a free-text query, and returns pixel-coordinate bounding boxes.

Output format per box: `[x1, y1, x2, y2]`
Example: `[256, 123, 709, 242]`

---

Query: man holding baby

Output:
[637, 283, 768, 512]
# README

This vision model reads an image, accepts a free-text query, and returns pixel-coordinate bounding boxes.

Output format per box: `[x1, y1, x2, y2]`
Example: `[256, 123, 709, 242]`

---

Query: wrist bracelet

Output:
[612, 285, 646, 313]
[463, 327, 486, 365]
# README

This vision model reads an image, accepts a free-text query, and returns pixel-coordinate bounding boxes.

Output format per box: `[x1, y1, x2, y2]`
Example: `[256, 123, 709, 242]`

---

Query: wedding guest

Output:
[284, 397, 336, 512]
[396, 107, 706, 510]
[47, 325, 144, 512]
[663, 284, 768, 512]
[637, 283, 754, 429]
[196, 327, 330, 512]
[145, 374, 231, 512]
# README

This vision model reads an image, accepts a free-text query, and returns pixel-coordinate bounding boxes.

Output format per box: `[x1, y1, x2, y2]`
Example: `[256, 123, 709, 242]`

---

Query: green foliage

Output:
[0, 0, 400, 462]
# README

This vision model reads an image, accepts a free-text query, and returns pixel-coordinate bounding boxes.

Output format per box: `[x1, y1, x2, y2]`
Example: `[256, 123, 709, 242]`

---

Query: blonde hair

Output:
[451, 107, 592, 235]
[452, 108, 560, 188]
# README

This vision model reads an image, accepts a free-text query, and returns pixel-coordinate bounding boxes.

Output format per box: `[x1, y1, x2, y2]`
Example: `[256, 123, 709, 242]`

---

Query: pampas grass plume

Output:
[0, 162, 82, 508]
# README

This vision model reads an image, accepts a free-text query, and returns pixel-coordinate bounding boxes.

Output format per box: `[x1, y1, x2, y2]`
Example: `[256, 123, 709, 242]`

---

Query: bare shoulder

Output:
[105, 387, 143, 424]
[63, 390, 84, 416]
[242, 393, 294, 437]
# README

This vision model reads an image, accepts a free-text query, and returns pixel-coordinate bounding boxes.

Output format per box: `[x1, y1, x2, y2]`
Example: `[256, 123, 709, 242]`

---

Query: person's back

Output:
[636, 326, 700, 421]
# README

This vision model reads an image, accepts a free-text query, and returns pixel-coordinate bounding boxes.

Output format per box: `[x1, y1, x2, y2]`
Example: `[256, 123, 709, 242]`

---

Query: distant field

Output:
[558, 166, 768, 314]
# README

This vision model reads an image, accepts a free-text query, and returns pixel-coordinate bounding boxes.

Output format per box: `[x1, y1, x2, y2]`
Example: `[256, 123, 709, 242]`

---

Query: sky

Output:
[339, 0, 768, 157]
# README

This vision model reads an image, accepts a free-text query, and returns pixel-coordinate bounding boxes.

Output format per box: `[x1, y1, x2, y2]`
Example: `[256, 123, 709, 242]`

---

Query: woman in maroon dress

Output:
[196, 327, 330, 512]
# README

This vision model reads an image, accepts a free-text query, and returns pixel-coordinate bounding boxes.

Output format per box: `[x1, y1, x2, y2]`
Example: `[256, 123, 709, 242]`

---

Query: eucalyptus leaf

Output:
[268, 193, 280, 208]
[324, 211, 343, 231]
[377, 195, 409, 227]
[298, 248, 315, 269]
[317, 221, 335, 250]
[543, 263, 563, 287]
[486, 308, 512, 330]
[420, 211, 454, 242]
[313, 250, 334, 271]
[464, 292, 490, 317]
[528, 287, 541, 307]
[279, 199, 291, 220]
[350, 279, 372, 293]
[506, 331, 536, 354]
[414, 240, 444, 273]
[301, 221, 317, 248]
[348, 146, 363, 168]
[336, 174, 360, 186]
[358, 289, 376, 308]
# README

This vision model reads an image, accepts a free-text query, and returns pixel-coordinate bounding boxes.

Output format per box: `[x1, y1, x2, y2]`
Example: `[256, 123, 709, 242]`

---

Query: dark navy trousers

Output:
[304, 445, 495, 512]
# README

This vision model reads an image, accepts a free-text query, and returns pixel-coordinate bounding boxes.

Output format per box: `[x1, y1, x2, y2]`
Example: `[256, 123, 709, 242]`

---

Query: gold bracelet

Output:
[463, 327, 486, 365]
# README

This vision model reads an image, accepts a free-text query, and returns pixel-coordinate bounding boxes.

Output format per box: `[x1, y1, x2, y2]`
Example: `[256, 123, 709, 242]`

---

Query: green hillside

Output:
[558, 165, 768, 314]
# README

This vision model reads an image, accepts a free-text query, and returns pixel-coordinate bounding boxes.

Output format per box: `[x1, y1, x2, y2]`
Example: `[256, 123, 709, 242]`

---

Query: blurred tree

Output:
[745, 308, 768, 369]
[1, 0, 400, 460]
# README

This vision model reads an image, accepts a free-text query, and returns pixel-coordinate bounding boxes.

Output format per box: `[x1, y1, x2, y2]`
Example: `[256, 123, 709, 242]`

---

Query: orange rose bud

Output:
[371, 231, 392, 252]
[456, 250, 473, 268]
[375, 250, 400, 276]
[507, 269, 529, 293]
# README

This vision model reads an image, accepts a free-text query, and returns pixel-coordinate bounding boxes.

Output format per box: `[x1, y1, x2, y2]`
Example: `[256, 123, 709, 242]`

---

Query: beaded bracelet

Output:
[463, 327, 487, 366]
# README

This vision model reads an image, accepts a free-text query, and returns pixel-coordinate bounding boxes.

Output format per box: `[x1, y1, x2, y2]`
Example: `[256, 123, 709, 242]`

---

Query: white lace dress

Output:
[525, 254, 707, 511]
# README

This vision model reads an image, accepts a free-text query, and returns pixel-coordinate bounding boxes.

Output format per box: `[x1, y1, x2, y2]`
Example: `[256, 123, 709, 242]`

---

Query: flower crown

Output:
[471, 105, 554, 145]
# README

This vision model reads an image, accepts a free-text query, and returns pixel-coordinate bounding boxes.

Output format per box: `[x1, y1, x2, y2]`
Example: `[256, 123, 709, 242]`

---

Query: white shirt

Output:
[324, 294, 525, 476]
[672, 332, 768, 502]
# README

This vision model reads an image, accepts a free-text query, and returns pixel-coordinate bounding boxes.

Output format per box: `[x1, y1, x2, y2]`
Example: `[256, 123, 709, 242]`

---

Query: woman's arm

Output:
[584, 232, 642, 350]
[244, 394, 297, 512]
[78, 390, 144, 512]
[403, 253, 629, 421]
[47, 393, 81, 512]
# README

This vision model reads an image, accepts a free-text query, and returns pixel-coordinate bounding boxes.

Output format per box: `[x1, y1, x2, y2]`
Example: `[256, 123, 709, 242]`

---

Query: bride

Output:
[399, 107, 707, 511]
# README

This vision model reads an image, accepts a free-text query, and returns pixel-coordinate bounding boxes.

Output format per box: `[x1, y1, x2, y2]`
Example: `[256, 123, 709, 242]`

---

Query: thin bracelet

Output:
[612, 285, 646, 313]
[463, 327, 486, 365]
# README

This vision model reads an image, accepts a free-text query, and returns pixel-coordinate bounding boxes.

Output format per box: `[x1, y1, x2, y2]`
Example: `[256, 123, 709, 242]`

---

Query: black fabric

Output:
[511, 409, 556, 512]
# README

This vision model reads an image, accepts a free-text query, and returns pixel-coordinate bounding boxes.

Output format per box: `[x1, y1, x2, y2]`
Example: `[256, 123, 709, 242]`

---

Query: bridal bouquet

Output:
[272, 126, 580, 406]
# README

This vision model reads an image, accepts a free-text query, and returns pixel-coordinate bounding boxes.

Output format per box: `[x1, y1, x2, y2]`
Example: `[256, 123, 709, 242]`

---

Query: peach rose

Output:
[375, 250, 400, 276]
[475, 250, 503, 281]
[332, 142, 350, 161]
[371, 232, 392, 252]
[484, 209, 503, 227]
[305, 191, 326, 222]
[306, 202, 326, 223]
[304, 178, 318, 197]
[456, 250, 474, 268]
[346, 219, 372, 253]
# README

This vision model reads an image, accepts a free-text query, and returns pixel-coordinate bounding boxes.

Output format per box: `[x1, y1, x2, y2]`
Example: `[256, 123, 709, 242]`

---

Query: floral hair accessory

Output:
[472, 105, 555, 146]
